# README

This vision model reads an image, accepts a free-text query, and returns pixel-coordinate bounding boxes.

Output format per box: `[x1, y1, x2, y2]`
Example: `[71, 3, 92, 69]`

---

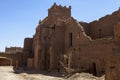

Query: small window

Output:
[69, 33, 72, 47]
[79, 48, 81, 51]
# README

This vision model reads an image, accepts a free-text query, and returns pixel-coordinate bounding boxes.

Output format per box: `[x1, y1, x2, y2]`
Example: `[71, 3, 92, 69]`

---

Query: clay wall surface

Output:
[106, 54, 120, 80]
[114, 22, 120, 42]
[33, 30, 41, 69]
[72, 39, 114, 76]
[23, 38, 33, 67]
[49, 20, 65, 70]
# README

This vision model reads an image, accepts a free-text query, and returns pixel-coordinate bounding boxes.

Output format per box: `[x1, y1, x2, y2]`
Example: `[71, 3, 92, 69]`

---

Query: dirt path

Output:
[0, 66, 64, 80]
[0, 66, 104, 80]
[0, 66, 24, 80]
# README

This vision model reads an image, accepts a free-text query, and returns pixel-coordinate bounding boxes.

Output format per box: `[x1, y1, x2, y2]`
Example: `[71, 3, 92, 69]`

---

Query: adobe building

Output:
[0, 47, 23, 67]
[0, 3, 117, 79]
[21, 3, 120, 77]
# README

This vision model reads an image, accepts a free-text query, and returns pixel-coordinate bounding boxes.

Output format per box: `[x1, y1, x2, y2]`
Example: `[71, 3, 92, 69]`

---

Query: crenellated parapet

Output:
[48, 3, 71, 21]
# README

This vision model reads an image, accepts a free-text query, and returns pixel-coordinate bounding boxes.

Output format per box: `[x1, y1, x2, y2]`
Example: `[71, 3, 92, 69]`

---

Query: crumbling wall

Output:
[64, 17, 115, 76]
[79, 22, 90, 36]
[86, 10, 120, 39]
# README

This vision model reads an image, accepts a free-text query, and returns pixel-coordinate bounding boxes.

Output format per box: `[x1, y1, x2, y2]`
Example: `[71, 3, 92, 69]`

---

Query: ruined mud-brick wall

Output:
[64, 17, 115, 76]
[80, 10, 120, 39]
[106, 54, 120, 80]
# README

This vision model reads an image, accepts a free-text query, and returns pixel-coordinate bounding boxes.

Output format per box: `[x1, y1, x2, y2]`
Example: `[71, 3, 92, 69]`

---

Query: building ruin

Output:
[0, 3, 120, 79]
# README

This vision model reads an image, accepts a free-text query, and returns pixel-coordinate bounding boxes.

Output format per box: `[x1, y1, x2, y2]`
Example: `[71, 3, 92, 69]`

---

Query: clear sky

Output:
[0, 0, 120, 51]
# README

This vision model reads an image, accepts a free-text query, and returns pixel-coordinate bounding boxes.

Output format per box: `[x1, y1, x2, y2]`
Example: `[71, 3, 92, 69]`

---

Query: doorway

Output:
[69, 33, 72, 47]
[92, 63, 97, 76]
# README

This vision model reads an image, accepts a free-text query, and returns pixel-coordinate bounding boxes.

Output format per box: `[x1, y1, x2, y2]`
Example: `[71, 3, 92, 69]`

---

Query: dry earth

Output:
[0, 66, 104, 80]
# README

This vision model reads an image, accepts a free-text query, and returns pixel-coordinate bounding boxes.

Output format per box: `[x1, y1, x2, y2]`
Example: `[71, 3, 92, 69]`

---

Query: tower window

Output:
[69, 33, 72, 47]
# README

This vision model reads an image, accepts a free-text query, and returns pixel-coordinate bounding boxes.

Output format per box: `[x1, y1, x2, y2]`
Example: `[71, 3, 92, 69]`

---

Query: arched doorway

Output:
[0, 57, 12, 66]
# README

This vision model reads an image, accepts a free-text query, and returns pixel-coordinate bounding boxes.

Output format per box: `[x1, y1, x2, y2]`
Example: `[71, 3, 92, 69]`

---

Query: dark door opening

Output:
[92, 63, 97, 76]
[44, 48, 50, 70]
[69, 33, 72, 47]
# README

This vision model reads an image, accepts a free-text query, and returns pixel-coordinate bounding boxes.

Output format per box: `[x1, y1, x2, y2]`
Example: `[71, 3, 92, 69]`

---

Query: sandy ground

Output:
[0, 66, 104, 80]
[0, 66, 64, 80]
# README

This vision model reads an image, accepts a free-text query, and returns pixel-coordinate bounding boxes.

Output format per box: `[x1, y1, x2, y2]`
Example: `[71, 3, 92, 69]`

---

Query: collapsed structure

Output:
[0, 3, 120, 79]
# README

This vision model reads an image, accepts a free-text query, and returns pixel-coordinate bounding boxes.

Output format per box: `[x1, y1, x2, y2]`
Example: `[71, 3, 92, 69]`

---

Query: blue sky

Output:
[0, 0, 120, 51]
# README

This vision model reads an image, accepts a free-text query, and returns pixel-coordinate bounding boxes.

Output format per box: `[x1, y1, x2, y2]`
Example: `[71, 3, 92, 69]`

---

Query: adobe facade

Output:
[0, 3, 120, 79]
[105, 54, 120, 80]
[21, 3, 120, 78]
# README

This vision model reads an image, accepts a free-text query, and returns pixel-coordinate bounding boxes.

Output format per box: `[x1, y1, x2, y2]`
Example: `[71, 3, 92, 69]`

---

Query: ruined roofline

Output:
[49, 2, 71, 10]
[76, 20, 92, 41]
[6, 46, 23, 49]
[89, 8, 120, 24]
[79, 8, 120, 40]
[79, 20, 114, 41]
